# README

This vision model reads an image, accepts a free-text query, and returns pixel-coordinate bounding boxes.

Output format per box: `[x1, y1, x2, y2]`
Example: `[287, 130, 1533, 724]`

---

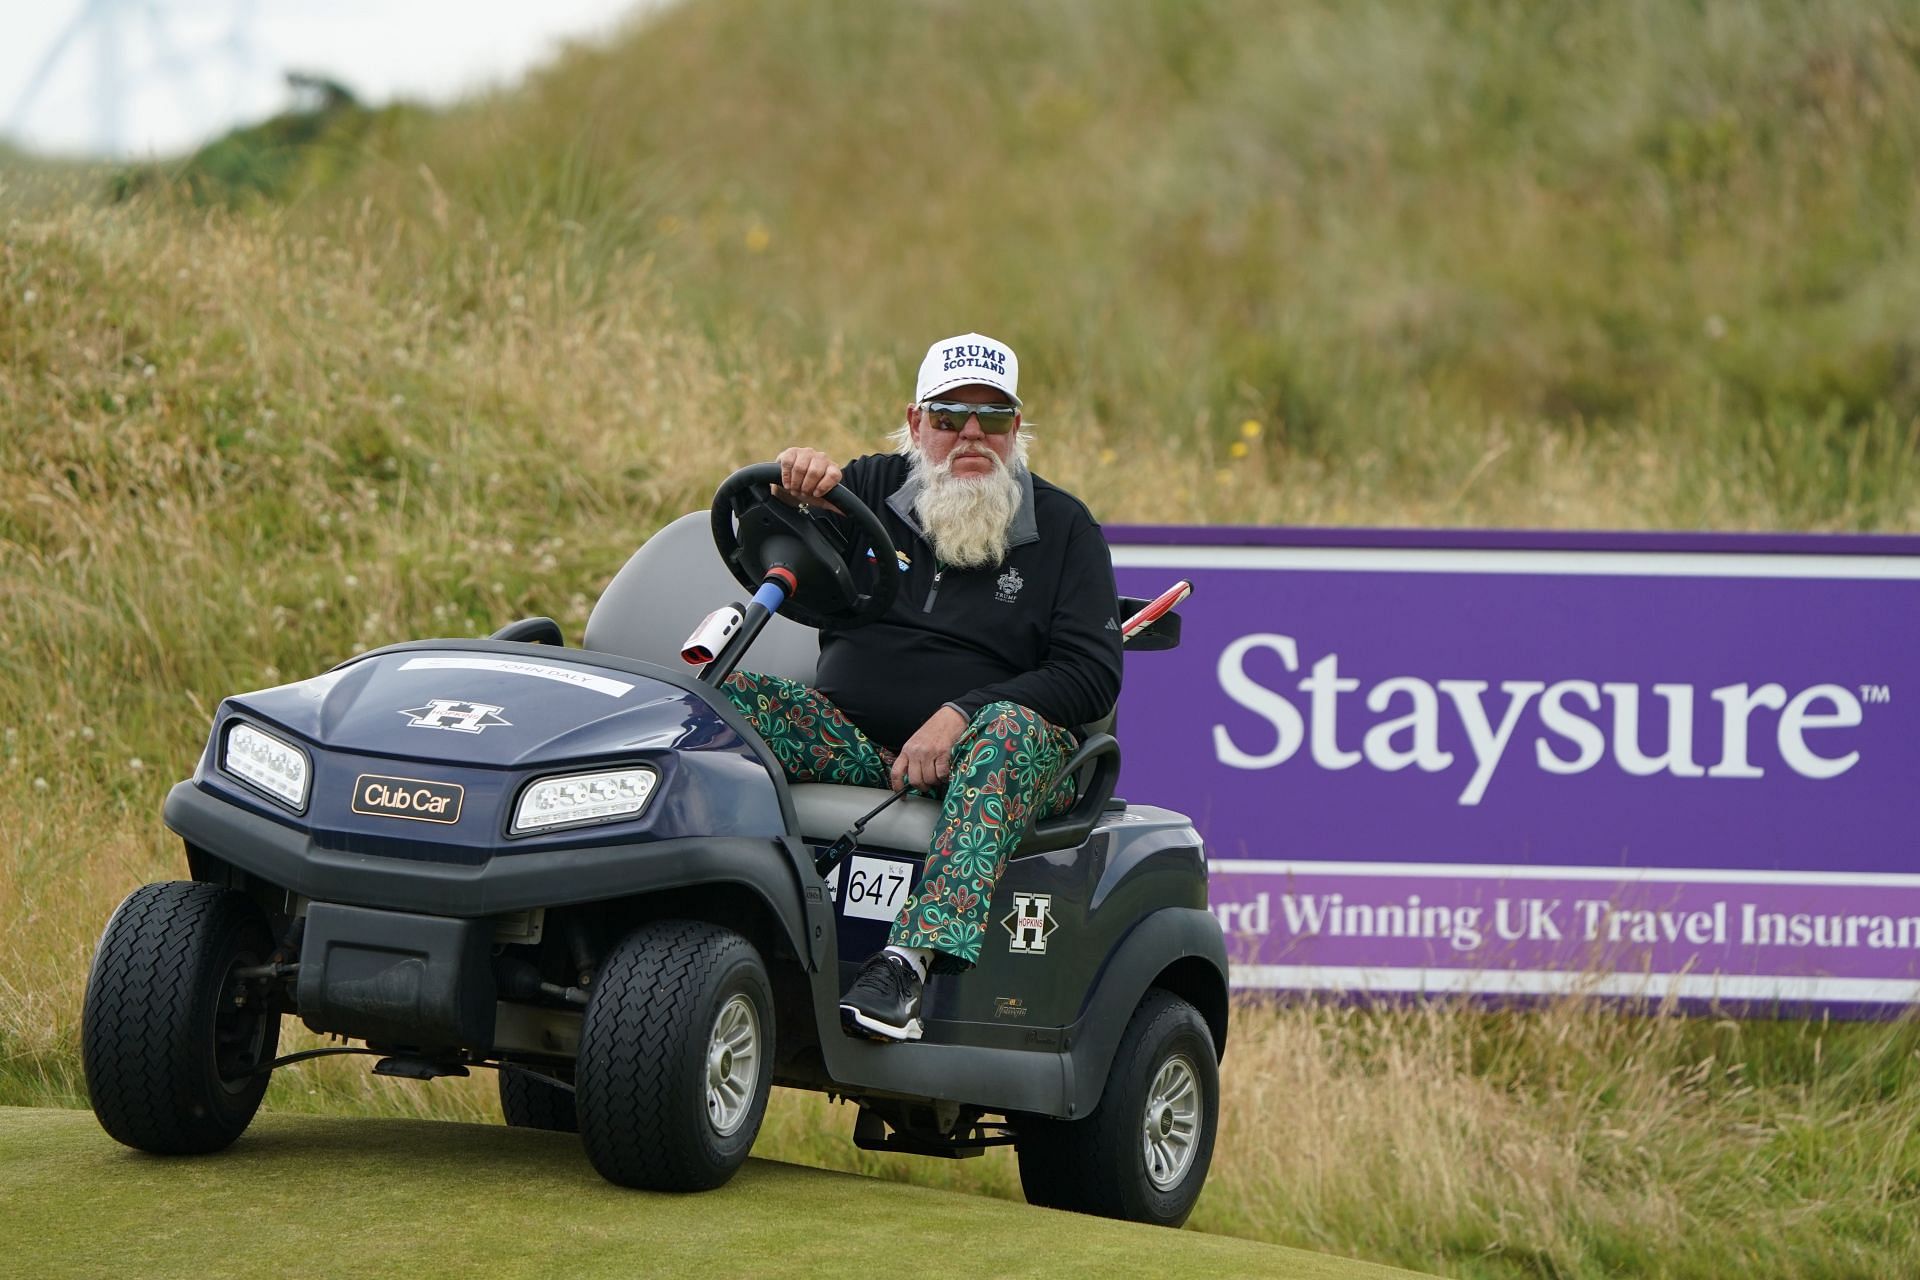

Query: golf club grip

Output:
[1121, 580, 1193, 638]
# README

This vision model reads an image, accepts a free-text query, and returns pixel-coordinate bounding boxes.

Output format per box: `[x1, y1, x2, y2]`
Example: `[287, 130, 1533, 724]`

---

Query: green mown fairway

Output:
[0, 1107, 1420, 1279]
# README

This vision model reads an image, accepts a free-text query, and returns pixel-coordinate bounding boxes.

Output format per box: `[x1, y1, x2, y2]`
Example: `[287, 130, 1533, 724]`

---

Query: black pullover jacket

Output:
[813, 453, 1125, 752]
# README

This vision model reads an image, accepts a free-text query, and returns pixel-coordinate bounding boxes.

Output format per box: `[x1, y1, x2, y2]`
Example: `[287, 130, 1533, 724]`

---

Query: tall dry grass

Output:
[6, 2, 1920, 1276]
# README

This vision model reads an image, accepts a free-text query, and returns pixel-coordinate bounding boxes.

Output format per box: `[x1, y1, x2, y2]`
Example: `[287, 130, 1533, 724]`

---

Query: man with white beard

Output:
[720, 332, 1125, 1042]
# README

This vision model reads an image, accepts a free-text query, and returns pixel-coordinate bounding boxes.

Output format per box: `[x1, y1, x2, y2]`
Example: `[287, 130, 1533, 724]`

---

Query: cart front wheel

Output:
[575, 920, 773, 1190]
[82, 881, 282, 1155]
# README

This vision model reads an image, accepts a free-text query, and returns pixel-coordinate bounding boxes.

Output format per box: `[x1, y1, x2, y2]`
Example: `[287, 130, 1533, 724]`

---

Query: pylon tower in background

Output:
[9, 0, 261, 158]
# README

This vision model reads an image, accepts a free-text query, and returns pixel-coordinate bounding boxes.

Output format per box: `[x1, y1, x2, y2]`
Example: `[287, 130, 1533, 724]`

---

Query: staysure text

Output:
[1210, 633, 1866, 805]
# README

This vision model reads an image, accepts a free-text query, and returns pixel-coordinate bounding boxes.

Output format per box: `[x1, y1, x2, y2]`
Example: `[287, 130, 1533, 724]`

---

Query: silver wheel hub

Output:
[1142, 1054, 1201, 1190]
[705, 993, 760, 1137]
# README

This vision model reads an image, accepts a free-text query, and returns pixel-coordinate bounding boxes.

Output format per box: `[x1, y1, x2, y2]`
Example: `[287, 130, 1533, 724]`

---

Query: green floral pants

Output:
[722, 670, 1079, 972]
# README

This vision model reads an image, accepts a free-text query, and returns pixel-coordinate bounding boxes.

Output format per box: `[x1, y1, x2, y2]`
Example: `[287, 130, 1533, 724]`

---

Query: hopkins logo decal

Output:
[995, 568, 1025, 604]
[352, 773, 464, 824]
[1002, 893, 1057, 954]
[401, 699, 511, 734]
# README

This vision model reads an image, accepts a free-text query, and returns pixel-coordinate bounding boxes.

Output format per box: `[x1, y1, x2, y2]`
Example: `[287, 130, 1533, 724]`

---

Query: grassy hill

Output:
[281, 0, 1920, 528]
[12, 0, 1920, 531]
[4, 2, 1920, 1278]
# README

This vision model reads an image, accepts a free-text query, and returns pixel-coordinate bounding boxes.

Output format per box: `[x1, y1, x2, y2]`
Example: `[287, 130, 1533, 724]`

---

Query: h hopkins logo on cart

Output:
[400, 699, 511, 734]
[1003, 893, 1058, 954]
[1209, 633, 1876, 806]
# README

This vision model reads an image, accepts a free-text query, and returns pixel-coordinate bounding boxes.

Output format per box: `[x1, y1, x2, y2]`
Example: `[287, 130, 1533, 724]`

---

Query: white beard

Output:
[909, 446, 1024, 570]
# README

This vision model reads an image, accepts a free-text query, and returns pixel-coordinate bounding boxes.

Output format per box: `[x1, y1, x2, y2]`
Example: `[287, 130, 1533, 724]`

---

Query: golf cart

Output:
[81, 464, 1228, 1227]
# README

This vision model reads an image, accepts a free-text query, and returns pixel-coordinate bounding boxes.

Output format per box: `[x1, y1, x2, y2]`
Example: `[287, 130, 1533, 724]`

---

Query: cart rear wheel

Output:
[82, 881, 281, 1155]
[575, 920, 772, 1190]
[1016, 988, 1218, 1226]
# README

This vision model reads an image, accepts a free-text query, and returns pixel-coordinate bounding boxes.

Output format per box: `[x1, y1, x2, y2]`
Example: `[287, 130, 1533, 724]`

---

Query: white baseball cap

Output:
[915, 332, 1021, 407]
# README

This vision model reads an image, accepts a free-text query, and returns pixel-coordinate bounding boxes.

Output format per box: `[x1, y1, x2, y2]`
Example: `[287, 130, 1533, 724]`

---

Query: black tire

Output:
[499, 1066, 578, 1133]
[575, 920, 773, 1191]
[81, 881, 282, 1155]
[1016, 988, 1219, 1227]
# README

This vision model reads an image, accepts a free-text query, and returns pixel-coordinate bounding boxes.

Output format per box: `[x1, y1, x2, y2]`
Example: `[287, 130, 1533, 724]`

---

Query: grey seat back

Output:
[583, 512, 820, 683]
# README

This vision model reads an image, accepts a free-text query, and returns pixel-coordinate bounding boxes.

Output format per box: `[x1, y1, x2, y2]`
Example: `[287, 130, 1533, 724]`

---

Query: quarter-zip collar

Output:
[885, 465, 1040, 552]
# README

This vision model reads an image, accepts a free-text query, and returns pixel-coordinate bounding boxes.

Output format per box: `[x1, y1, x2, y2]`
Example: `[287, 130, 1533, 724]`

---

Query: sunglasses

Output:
[922, 401, 1020, 435]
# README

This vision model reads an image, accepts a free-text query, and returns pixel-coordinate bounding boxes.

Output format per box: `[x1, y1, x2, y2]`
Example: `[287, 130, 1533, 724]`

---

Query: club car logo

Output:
[1002, 893, 1058, 954]
[400, 699, 511, 734]
[351, 773, 464, 825]
[1212, 633, 1874, 806]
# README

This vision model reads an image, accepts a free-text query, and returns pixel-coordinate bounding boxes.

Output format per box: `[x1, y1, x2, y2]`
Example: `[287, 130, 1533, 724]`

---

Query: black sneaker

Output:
[839, 952, 924, 1042]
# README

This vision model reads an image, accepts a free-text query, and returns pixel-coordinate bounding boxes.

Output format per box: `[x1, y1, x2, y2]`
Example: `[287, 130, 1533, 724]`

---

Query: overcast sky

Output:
[3, 0, 653, 159]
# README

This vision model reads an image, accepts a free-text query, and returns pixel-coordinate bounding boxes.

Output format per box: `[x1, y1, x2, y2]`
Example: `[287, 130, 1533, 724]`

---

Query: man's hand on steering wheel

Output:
[775, 446, 845, 513]
[712, 459, 897, 630]
[891, 705, 969, 793]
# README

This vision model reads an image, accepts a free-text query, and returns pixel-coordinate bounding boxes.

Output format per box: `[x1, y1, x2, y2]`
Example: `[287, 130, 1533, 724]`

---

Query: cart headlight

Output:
[222, 722, 310, 810]
[513, 767, 658, 834]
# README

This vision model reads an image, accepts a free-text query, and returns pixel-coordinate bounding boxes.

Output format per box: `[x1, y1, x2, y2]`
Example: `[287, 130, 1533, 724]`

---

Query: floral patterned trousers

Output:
[722, 670, 1079, 972]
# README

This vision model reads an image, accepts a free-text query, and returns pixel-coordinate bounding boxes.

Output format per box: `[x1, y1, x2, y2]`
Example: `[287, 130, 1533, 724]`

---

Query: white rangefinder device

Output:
[681, 603, 746, 665]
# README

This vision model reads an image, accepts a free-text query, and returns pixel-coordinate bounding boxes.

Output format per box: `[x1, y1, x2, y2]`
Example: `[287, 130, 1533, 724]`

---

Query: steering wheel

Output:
[710, 463, 900, 630]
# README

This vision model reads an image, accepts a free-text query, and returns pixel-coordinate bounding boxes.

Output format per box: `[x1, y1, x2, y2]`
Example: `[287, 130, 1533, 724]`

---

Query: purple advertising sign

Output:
[1108, 526, 1920, 1013]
